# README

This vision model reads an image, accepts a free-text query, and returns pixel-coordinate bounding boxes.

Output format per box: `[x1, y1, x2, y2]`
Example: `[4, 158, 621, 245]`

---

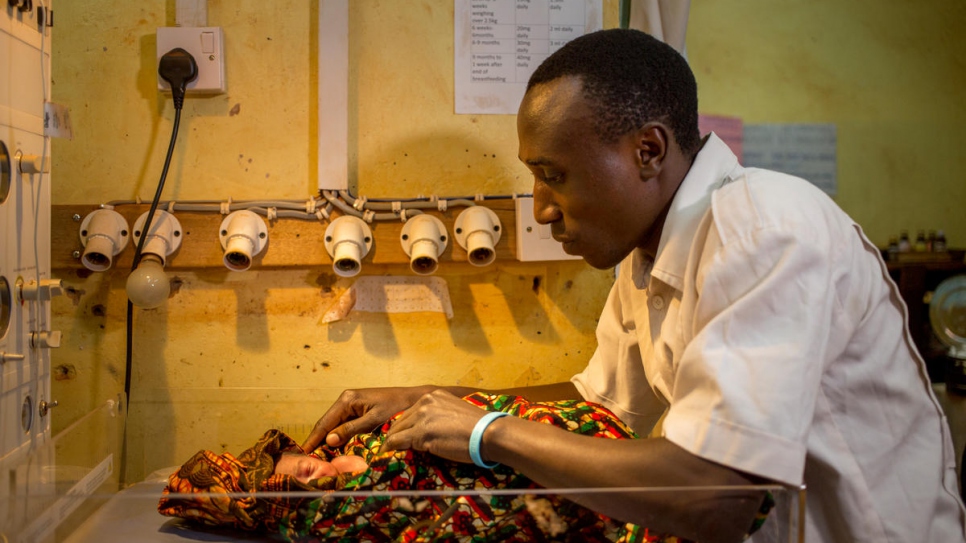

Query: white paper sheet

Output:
[743, 123, 838, 195]
[454, 0, 603, 114]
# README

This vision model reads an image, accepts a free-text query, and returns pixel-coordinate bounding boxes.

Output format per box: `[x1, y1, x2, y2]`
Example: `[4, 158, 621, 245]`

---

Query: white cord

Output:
[33, 0, 50, 326]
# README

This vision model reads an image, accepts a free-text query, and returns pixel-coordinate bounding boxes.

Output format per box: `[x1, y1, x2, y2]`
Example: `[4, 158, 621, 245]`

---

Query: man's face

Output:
[517, 76, 664, 269]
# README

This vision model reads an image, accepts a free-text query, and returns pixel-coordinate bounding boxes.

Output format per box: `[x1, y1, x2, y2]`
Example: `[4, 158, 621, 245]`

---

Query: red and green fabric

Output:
[159, 393, 773, 542]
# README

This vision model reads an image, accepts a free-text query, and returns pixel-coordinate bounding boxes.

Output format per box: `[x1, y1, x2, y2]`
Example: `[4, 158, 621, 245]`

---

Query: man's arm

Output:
[302, 381, 581, 451]
[487, 414, 765, 543]
[382, 389, 764, 543]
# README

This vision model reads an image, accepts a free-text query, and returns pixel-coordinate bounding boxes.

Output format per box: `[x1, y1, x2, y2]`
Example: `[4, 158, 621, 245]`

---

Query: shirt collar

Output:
[628, 132, 742, 290]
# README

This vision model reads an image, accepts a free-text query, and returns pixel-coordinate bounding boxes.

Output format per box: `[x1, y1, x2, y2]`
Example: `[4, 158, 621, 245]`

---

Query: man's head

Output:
[527, 29, 700, 157]
[518, 29, 699, 269]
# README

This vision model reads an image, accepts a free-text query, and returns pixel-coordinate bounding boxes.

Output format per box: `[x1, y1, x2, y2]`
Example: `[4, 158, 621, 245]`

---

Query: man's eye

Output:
[542, 172, 562, 183]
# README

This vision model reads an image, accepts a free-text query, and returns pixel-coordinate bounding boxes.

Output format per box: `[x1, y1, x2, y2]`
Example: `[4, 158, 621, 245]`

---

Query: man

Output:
[303, 29, 966, 542]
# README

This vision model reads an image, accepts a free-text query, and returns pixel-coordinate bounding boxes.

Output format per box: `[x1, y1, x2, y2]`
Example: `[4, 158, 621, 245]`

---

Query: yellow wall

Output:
[50, 1, 620, 480]
[49, 1, 966, 480]
[688, 0, 966, 243]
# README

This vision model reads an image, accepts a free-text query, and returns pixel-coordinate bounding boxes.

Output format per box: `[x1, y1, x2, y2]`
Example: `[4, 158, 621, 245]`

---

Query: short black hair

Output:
[527, 28, 700, 158]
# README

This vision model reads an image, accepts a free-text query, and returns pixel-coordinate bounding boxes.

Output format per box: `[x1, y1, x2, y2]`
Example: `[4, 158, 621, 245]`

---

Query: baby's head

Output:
[274, 452, 368, 483]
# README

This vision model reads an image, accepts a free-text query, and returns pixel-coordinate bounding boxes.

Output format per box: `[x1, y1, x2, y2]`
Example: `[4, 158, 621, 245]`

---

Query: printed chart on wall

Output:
[455, 0, 602, 114]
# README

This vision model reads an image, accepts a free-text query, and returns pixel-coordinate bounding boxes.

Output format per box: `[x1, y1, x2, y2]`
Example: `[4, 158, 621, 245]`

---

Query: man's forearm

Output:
[484, 416, 765, 543]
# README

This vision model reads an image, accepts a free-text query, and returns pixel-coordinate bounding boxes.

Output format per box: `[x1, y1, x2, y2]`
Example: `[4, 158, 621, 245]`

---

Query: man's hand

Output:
[301, 385, 437, 452]
[380, 389, 493, 463]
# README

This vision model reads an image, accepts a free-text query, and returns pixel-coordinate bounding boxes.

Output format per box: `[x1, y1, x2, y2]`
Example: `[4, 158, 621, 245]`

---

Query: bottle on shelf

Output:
[914, 230, 927, 252]
[927, 230, 936, 252]
[934, 230, 947, 253]
[898, 230, 912, 253]
[887, 236, 899, 261]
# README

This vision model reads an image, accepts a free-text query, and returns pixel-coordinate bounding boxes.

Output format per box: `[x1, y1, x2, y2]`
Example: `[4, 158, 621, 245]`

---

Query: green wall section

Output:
[688, 0, 966, 245]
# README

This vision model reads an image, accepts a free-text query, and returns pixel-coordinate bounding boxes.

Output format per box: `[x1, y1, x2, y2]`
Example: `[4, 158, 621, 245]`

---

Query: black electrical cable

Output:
[120, 48, 196, 484]
[123, 107, 181, 401]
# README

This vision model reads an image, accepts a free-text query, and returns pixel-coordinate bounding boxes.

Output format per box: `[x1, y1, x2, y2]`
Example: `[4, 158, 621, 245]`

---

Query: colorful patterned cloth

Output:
[159, 393, 772, 542]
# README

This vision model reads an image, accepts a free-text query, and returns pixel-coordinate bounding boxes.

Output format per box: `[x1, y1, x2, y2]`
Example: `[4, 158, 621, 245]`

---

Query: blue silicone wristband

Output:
[469, 411, 510, 469]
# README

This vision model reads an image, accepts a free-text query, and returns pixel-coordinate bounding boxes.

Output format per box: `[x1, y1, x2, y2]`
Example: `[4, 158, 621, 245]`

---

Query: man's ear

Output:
[635, 124, 669, 179]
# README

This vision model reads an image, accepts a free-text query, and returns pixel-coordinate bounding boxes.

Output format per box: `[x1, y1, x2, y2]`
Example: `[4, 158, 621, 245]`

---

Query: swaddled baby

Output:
[159, 393, 773, 542]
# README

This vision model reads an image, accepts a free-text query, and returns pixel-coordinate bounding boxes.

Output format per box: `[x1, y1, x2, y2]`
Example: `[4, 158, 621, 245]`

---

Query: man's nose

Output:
[532, 186, 560, 225]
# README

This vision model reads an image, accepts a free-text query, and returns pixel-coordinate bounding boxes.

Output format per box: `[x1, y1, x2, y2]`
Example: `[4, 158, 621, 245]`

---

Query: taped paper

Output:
[353, 276, 453, 319]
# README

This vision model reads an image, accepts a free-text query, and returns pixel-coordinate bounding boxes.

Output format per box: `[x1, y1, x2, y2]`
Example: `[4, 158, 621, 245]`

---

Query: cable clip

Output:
[266, 207, 278, 221]
[315, 208, 330, 222]
[220, 197, 233, 215]
[305, 199, 317, 214]
[474, 193, 484, 202]
[399, 209, 409, 222]
[391, 201, 402, 213]
[167, 200, 176, 213]
[362, 210, 376, 223]
[437, 199, 448, 212]
[352, 196, 368, 211]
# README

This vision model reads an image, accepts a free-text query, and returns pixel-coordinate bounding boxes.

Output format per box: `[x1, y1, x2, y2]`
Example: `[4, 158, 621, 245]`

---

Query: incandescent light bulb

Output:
[126, 254, 170, 309]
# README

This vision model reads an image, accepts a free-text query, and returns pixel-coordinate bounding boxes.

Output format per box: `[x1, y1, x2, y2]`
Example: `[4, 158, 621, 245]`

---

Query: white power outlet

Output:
[156, 26, 227, 95]
[514, 196, 582, 262]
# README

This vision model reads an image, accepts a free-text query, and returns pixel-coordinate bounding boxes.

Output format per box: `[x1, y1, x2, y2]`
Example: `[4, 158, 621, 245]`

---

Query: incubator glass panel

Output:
[1, 393, 806, 543]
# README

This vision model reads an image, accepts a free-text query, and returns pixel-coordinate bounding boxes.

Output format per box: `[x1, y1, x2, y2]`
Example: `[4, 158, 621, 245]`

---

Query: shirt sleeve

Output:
[662, 182, 844, 486]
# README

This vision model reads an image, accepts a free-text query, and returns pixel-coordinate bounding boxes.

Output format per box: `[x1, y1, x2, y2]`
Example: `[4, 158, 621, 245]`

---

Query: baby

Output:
[273, 452, 368, 483]
[160, 394, 773, 542]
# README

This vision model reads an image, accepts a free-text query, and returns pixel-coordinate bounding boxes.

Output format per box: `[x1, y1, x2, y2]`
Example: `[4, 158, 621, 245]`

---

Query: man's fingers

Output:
[327, 413, 383, 448]
[380, 427, 412, 455]
[301, 391, 365, 451]
[301, 427, 327, 452]
[302, 409, 349, 451]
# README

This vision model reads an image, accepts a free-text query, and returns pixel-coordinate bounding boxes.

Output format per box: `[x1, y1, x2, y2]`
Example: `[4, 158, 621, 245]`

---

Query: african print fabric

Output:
[159, 393, 773, 542]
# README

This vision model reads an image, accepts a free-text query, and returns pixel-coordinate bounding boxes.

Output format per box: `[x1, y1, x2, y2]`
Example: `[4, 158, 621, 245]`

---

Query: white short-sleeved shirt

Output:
[572, 133, 966, 542]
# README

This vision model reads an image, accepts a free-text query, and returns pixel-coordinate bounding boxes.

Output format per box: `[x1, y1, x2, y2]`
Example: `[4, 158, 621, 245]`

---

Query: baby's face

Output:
[275, 453, 339, 482]
[274, 453, 368, 483]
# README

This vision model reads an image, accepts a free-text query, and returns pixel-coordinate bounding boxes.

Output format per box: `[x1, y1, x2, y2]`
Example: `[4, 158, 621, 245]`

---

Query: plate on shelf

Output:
[930, 274, 966, 358]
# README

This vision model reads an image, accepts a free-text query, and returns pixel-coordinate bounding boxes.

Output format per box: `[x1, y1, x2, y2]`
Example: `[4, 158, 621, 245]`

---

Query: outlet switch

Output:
[514, 196, 582, 262]
[157, 26, 226, 95]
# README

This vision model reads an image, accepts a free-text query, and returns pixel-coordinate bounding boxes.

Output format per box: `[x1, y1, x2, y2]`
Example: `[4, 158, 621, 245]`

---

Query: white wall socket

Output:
[156, 26, 226, 95]
[514, 196, 582, 262]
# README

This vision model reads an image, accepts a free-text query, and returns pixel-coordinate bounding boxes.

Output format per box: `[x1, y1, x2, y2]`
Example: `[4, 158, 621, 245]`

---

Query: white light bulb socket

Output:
[401, 214, 448, 276]
[324, 215, 373, 278]
[454, 206, 501, 267]
[132, 210, 182, 265]
[219, 210, 268, 272]
[79, 209, 130, 272]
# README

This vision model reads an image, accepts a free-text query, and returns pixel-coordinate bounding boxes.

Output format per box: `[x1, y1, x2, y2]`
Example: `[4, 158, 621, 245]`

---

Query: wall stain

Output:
[170, 277, 184, 295]
[53, 364, 77, 381]
[64, 285, 85, 305]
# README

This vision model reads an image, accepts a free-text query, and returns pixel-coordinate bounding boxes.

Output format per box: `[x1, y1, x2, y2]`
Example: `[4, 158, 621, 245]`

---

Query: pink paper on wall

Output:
[698, 114, 743, 162]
